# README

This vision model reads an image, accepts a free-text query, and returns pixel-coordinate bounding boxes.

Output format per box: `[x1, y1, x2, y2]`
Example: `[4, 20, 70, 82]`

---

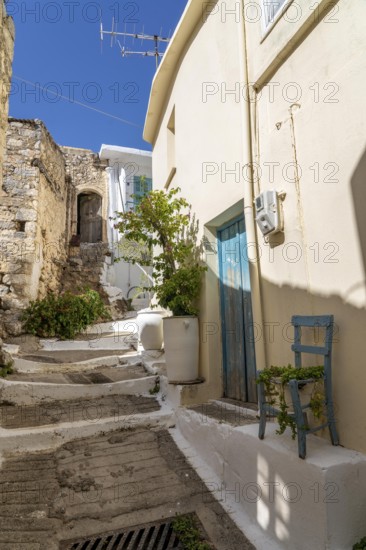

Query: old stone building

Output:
[0, 109, 155, 337]
[0, 0, 14, 186]
[0, 0, 152, 337]
[0, 119, 132, 337]
[1, 119, 70, 336]
[0, 0, 15, 356]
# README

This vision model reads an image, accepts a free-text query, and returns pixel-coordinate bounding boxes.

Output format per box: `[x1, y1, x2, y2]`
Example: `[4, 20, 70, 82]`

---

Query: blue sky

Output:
[8, 0, 187, 152]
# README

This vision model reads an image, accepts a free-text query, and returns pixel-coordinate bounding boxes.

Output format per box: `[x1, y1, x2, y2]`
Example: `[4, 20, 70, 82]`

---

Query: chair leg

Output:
[258, 381, 266, 440]
[326, 399, 339, 446]
[296, 428, 307, 460]
[289, 380, 307, 459]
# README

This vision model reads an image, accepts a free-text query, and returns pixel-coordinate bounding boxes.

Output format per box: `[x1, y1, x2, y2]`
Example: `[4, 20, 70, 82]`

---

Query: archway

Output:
[77, 192, 102, 243]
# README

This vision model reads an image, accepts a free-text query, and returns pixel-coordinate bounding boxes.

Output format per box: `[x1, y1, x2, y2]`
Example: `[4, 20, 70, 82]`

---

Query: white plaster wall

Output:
[147, 0, 366, 453]
[100, 146, 153, 300]
[243, 0, 366, 453]
[151, 0, 250, 404]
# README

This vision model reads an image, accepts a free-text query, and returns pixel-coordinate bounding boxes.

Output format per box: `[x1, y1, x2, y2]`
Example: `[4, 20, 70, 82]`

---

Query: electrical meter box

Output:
[255, 190, 283, 236]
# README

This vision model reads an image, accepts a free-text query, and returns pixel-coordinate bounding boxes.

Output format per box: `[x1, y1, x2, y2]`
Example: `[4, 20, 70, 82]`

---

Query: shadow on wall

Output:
[199, 240, 366, 453]
[351, 145, 366, 297]
[194, 267, 366, 549]
[259, 278, 366, 454]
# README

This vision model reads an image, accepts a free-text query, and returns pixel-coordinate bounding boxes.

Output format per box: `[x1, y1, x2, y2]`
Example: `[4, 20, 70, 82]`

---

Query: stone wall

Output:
[0, 0, 15, 187]
[61, 146, 109, 245]
[0, 123, 126, 336]
[0, 119, 68, 336]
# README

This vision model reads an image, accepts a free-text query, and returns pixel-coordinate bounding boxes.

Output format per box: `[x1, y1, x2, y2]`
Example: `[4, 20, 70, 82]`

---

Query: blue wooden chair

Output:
[257, 315, 339, 459]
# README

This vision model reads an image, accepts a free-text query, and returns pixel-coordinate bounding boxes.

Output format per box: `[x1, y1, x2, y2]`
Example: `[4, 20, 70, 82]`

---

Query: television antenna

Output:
[100, 19, 171, 69]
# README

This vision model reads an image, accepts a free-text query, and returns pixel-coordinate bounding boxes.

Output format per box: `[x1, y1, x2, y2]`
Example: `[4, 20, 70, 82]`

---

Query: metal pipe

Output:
[238, 2, 267, 370]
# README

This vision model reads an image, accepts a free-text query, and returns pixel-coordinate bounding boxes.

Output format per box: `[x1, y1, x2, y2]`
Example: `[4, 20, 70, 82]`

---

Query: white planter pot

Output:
[163, 316, 199, 383]
[137, 310, 164, 350]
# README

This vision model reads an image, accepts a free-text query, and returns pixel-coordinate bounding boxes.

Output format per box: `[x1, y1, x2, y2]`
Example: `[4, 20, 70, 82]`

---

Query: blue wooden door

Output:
[218, 218, 257, 403]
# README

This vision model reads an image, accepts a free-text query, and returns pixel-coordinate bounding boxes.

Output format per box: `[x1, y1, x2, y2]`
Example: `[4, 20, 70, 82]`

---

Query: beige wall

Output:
[244, 0, 366, 452]
[0, 0, 14, 187]
[146, 0, 366, 453]
[150, 0, 251, 405]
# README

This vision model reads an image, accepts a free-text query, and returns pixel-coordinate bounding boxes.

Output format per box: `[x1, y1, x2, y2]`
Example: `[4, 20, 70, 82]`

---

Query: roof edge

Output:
[99, 144, 152, 159]
[143, 0, 210, 145]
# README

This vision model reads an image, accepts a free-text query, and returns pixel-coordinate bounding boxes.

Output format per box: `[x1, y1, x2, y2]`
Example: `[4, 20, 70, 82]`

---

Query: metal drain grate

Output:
[60, 518, 186, 549]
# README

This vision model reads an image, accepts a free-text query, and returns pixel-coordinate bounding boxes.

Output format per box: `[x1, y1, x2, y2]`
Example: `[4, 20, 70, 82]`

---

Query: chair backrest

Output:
[291, 315, 334, 376]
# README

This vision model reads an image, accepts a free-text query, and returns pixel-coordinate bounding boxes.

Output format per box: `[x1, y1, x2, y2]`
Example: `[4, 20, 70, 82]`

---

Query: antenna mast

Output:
[100, 20, 171, 69]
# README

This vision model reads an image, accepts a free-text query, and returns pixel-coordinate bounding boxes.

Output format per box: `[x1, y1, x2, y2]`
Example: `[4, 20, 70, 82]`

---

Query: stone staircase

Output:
[0, 323, 256, 550]
[0, 321, 172, 453]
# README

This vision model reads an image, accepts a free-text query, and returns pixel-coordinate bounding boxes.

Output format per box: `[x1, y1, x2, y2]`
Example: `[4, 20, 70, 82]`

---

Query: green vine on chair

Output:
[257, 365, 325, 439]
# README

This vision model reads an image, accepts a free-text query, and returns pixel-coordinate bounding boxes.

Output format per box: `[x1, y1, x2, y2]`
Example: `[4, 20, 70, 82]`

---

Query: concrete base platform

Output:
[173, 407, 366, 550]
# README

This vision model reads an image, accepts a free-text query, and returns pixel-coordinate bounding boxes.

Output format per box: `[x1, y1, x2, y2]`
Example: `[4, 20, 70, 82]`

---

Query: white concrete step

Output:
[39, 334, 136, 352]
[3, 350, 158, 405]
[0, 395, 173, 453]
[13, 353, 140, 374]
[0, 373, 157, 405]
[0, 405, 174, 454]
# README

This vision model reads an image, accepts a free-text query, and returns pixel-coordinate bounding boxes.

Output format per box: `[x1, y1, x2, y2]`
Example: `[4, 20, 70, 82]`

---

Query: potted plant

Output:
[257, 364, 325, 439]
[114, 187, 206, 382]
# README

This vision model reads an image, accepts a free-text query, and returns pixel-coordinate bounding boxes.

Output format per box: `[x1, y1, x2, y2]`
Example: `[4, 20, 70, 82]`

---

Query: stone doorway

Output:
[77, 192, 102, 243]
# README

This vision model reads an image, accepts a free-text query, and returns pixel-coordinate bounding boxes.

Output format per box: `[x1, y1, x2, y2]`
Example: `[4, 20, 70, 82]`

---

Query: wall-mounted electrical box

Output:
[254, 190, 283, 236]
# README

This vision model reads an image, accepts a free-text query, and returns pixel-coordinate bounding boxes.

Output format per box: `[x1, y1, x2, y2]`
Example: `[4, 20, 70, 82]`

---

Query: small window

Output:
[16, 221, 26, 232]
[263, 0, 287, 28]
[132, 176, 152, 209]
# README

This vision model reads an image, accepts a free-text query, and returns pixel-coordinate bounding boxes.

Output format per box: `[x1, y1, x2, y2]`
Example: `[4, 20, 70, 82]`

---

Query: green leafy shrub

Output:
[114, 187, 206, 316]
[22, 288, 110, 340]
[354, 537, 366, 549]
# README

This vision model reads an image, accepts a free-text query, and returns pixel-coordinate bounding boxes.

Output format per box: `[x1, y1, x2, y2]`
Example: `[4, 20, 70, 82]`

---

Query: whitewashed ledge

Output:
[172, 407, 366, 550]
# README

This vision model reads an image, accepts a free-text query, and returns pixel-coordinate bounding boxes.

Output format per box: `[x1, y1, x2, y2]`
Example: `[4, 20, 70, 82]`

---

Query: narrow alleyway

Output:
[0, 325, 254, 550]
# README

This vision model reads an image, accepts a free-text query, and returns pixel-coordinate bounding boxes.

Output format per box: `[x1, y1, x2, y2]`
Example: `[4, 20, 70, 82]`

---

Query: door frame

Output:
[217, 215, 257, 403]
[77, 191, 103, 243]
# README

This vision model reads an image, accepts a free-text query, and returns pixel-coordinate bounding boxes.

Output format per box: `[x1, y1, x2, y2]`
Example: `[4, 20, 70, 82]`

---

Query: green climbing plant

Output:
[257, 364, 325, 439]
